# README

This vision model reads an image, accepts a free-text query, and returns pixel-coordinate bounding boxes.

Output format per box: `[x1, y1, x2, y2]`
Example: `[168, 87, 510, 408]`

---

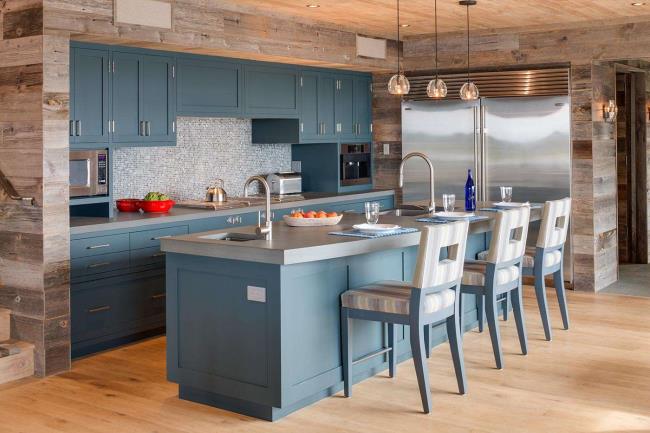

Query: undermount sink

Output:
[380, 204, 434, 217]
[200, 232, 261, 242]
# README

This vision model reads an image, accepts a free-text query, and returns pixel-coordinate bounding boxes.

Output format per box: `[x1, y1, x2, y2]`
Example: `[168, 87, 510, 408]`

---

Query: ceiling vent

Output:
[356, 35, 387, 60]
[114, 0, 173, 29]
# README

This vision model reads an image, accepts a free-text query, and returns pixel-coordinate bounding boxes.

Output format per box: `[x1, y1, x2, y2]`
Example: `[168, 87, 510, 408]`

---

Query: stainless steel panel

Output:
[401, 100, 479, 205]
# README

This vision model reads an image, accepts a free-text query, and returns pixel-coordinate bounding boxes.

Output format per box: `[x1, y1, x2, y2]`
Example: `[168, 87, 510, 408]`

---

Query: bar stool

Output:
[340, 220, 470, 414]
[521, 198, 572, 341]
[461, 207, 530, 370]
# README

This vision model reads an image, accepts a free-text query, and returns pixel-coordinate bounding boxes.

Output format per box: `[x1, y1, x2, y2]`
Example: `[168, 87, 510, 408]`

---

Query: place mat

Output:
[329, 227, 419, 239]
[416, 215, 489, 223]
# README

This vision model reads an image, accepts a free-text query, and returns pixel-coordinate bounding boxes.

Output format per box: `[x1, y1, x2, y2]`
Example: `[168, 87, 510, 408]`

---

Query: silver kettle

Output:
[206, 179, 227, 203]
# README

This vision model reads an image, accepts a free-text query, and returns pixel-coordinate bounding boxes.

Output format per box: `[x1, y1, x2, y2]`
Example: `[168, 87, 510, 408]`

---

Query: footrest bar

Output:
[352, 347, 392, 365]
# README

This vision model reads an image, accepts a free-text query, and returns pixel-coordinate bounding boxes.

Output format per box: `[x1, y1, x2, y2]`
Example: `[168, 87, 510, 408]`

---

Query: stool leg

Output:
[410, 321, 432, 414]
[341, 308, 352, 397]
[534, 269, 553, 341]
[511, 286, 529, 355]
[554, 269, 570, 330]
[485, 289, 504, 369]
[424, 324, 431, 359]
[388, 323, 397, 378]
[502, 292, 509, 321]
[477, 295, 484, 333]
[458, 292, 464, 332]
[446, 312, 467, 395]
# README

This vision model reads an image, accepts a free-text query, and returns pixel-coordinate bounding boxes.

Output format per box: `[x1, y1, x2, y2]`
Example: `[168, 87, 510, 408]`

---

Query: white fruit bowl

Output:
[283, 214, 343, 227]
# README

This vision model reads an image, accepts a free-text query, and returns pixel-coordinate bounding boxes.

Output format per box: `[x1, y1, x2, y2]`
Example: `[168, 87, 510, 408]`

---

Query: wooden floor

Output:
[1, 289, 650, 433]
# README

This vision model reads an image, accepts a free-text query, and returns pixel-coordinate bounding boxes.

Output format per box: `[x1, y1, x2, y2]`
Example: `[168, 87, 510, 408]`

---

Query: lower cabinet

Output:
[71, 268, 165, 357]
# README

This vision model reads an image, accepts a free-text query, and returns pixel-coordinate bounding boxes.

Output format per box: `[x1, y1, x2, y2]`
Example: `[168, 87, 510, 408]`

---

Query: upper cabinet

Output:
[176, 57, 242, 117]
[243, 64, 299, 117]
[354, 77, 373, 139]
[70, 47, 110, 148]
[299, 71, 336, 142]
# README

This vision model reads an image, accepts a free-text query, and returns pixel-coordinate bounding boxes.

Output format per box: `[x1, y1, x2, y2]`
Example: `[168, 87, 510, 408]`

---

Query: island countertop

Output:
[161, 204, 542, 265]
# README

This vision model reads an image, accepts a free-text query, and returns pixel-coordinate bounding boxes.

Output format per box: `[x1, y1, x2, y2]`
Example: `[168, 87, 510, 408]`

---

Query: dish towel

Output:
[416, 215, 489, 224]
[329, 227, 419, 239]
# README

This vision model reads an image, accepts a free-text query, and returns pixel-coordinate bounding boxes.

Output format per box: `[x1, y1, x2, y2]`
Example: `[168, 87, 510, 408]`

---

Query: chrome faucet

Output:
[398, 152, 435, 213]
[243, 176, 273, 240]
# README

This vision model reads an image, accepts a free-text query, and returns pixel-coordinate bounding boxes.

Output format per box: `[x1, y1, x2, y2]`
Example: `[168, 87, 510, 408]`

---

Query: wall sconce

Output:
[603, 100, 617, 123]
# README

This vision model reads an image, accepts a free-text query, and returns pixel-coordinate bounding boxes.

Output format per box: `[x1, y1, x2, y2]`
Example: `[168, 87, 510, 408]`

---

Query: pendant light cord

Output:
[397, 0, 401, 73]
[434, 0, 438, 78]
[466, 2, 470, 84]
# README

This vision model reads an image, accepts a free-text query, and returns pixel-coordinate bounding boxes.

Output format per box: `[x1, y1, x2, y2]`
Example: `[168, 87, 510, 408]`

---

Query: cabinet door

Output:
[111, 52, 142, 144]
[141, 54, 175, 143]
[299, 72, 319, 140]
[318, 74, 337, 140]
[71, 47, 109, 146]
[354, 77, 372, 139]
[177, 57, 241, 116]
[336, 76, 355, 139]
[244, 65, 299, 117]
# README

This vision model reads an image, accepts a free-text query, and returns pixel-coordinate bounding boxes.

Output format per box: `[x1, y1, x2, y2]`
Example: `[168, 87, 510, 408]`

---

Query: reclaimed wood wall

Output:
[0, 0, 70, 377]
[371, 20, 650, 292]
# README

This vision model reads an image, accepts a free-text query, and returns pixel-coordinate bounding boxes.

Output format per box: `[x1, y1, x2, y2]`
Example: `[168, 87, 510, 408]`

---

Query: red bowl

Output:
[137, 199, 175, 213]
[116, 199, 141, 213]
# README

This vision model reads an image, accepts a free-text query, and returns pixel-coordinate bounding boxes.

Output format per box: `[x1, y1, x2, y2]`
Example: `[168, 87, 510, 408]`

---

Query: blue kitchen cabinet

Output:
[176, 57, 242, 116]
[244, 64, 299, 117]
[70, 47, 110, 148]
[354, 76, 372, 140]
[111, 51, 142, 144]
[299, 71, 336, 142]
[141, 54, 176, 144]
[335, 75, 356, 140]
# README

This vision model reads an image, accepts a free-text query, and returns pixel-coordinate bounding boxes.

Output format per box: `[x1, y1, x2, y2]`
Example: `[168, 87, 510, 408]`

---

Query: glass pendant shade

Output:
[459, 81, 479, 101]
[427, 78, 447, 98]
[388, 73, 410, 95]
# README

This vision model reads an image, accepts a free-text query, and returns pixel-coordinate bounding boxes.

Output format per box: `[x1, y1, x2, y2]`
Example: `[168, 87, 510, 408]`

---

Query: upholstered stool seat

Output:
[462, 261, 520, 286]
[342, 281, 456, 315]
[477, 246, 561, 269]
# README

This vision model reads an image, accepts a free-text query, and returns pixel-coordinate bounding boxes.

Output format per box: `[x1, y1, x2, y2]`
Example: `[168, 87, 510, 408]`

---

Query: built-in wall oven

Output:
[340, 143, 371, 186]
[69, 149, 108, 198]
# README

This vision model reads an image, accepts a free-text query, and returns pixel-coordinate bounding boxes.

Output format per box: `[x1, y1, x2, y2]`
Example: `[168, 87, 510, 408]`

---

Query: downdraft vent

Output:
[403, 68, 569, 100]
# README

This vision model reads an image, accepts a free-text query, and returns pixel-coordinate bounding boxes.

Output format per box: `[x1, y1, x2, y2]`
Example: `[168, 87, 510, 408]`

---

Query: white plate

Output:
[494, 202, 530, 208]
[433, 212, 475, 219]
[352, 223, 401, 234]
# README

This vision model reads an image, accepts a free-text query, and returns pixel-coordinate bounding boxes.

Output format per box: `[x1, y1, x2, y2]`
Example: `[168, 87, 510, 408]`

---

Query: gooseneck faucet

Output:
[398, 152, 436, 213]
[243, 176, 273, 240]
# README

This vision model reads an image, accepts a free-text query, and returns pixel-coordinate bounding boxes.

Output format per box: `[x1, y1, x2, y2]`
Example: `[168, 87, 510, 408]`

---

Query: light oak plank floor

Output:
[1, 289, 649, 433]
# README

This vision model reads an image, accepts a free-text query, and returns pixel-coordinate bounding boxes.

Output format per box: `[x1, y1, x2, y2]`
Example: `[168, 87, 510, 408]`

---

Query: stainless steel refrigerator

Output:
[401, 96, 572, 281]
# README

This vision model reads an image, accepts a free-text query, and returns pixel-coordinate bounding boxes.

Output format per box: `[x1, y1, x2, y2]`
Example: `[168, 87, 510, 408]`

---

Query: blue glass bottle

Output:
[465, 169, 476, 211]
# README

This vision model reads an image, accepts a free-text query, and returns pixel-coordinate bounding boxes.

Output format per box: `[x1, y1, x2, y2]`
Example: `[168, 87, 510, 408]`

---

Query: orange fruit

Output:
[316, 211, 328, 218]
[291, 212, 303, 218]
[326, 212, 338, 218]
[304, 211, 316, 218]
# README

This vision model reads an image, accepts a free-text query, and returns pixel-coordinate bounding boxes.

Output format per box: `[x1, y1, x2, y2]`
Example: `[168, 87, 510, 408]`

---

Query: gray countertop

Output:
[70, 190, 395, 235]
[161, 204, 543, 265]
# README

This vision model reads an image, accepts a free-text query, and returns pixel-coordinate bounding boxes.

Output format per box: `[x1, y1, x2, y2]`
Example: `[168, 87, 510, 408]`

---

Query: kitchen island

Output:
[161, 206, 542, 421]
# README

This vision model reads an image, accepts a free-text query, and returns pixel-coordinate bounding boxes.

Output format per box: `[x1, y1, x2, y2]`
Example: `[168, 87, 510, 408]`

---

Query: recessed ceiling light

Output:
[400, 23, 410, 27]
[306, 4, 320, 7]
[631, 2, 646, 5]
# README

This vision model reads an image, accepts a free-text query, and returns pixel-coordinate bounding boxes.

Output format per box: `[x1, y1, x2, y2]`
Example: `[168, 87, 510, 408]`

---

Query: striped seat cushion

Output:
[341, 281, 455, 315]
[461, 261, 520, 286]
[477, 246, 561, 269]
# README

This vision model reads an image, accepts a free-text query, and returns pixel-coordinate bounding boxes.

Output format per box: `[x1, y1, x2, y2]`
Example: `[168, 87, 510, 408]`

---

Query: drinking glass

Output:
[442, 194, 455, 212]
[364, 202, 380, 225]
[500, 186, 513, 203]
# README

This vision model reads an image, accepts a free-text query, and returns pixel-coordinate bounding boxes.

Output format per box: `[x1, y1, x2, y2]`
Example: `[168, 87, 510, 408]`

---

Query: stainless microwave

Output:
[69, 149, 108, 198]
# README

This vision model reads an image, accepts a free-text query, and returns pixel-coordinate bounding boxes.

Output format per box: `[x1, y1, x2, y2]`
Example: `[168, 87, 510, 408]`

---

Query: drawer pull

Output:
[87, 305, 111, 314]
[152, 235, 172, 240]
[87, 261, 111, 269]
[151, 252, 166, 258]
[151, 293, 166, 300]
[87, 243, 111, 250]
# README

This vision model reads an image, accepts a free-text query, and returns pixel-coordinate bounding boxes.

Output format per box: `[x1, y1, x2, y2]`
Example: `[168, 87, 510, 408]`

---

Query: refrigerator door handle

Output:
[473, 106, 481, 202]
[480, 105, 488, 202]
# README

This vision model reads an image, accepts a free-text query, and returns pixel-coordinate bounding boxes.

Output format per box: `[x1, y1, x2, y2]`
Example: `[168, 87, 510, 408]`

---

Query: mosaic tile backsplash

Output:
[112, 118, 292, 201]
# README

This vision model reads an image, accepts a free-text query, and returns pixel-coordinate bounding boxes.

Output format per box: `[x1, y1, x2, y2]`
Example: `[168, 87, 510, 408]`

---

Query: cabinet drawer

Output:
[71, 251, 130, 279]
[71, 285, 117, 343]
[130, 246, 166, 268]
[71, 233, 130, 259]
[129, 225, 188, 250]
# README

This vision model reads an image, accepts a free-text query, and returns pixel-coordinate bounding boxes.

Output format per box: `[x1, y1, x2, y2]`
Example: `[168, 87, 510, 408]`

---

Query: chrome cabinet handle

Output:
[152, 252, 166, 258]
[87, 261, 111, 269]
[139, 121, 144, 136]
[86, 243, 110, 250]
[151, 293, 166, 300]
[146, 121, 151, 136]
[70, 120, 75, 136]
[152, 235, 172, 240]
[88, 305, 111, 314]
[76, 120, 81, 136]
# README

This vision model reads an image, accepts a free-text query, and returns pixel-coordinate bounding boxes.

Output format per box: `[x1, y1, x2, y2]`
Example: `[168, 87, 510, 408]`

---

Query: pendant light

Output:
[388, 0, 410, 95]
[459, 0, 479, 101]
[427, 0, 447, 98]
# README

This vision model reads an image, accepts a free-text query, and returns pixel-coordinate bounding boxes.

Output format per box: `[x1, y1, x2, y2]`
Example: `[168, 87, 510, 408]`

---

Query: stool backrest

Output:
[413, 220, 469, 289]
[537, 197, 571, 249]
[485, 207, 531, 265]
